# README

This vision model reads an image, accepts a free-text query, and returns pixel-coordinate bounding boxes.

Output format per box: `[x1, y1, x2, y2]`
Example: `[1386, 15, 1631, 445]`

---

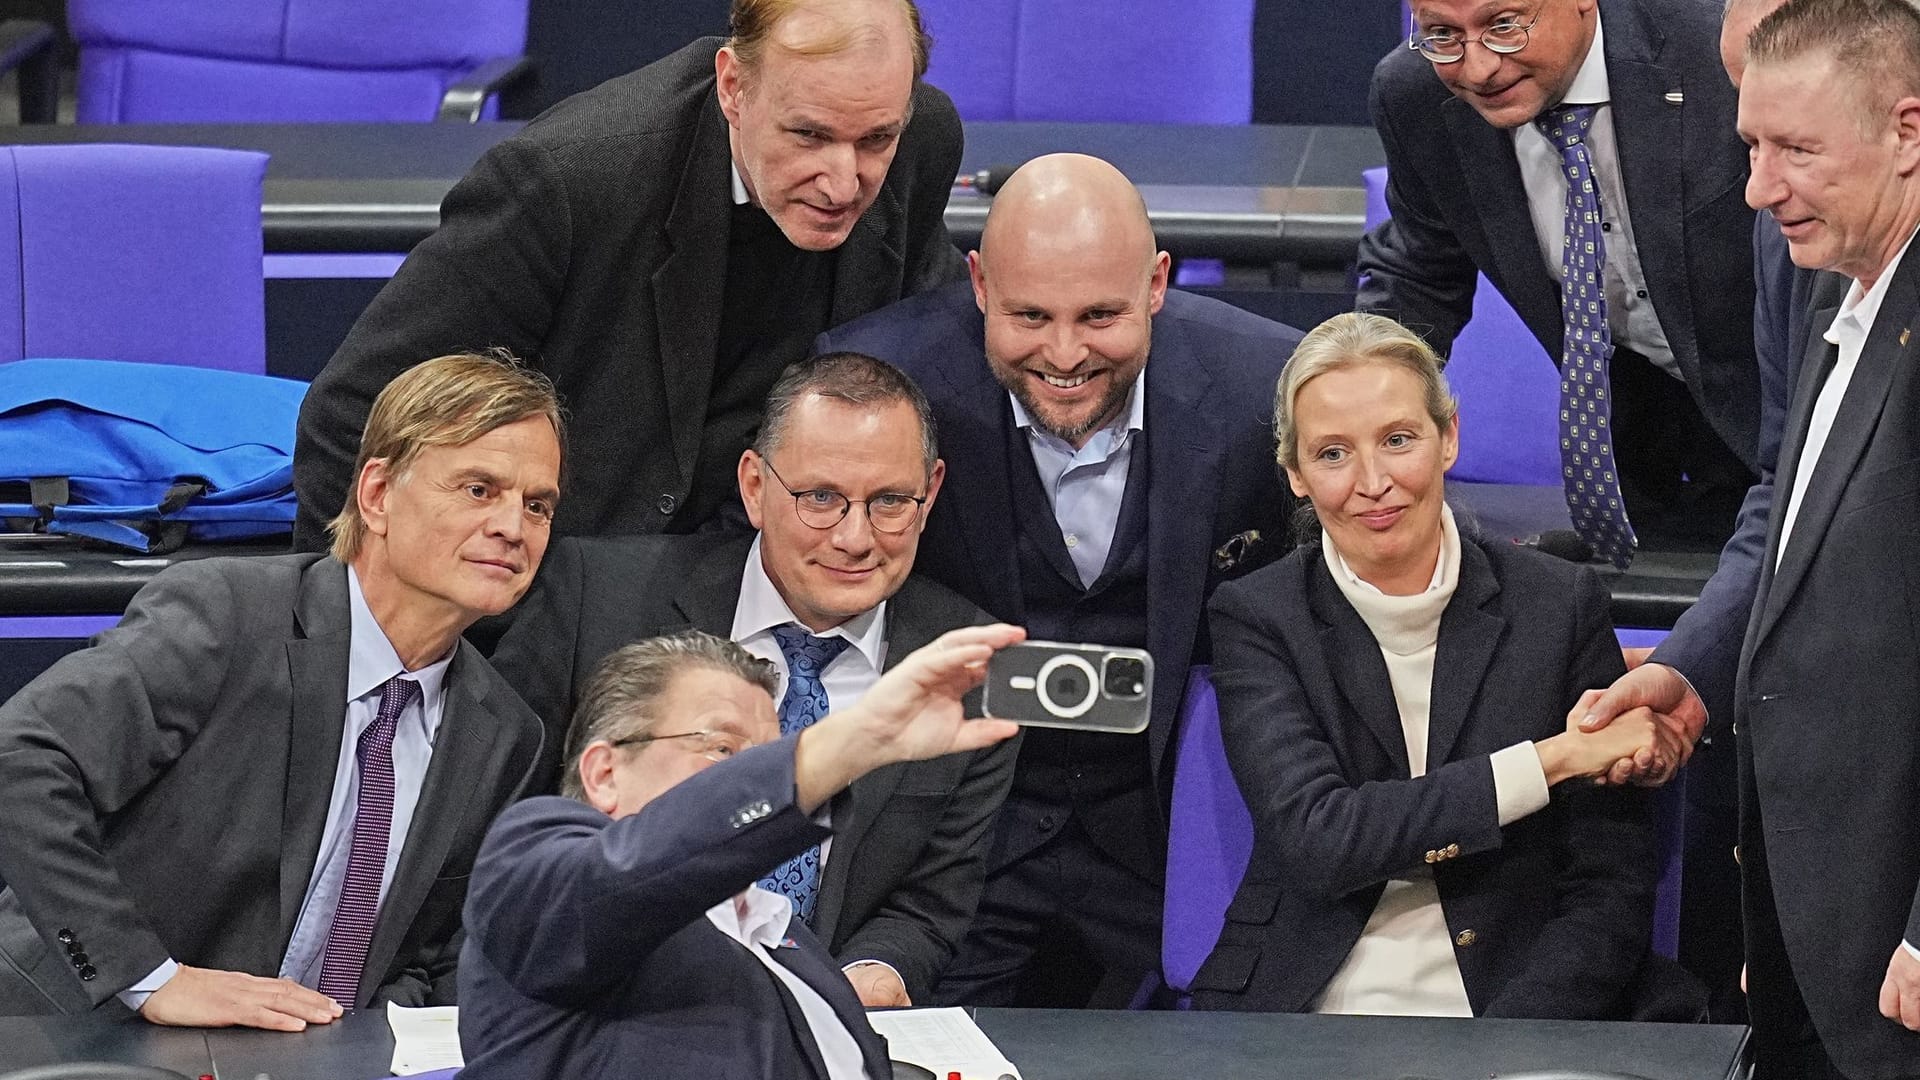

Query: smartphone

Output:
[983, 641, 1154, 734]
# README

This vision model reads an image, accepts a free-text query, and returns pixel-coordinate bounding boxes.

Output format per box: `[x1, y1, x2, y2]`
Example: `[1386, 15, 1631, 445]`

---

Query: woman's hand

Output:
[1535, 706, 1684, 786]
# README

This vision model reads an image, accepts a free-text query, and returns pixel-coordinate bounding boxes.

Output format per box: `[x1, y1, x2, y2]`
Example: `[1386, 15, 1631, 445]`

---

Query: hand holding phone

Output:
[982, 641, 1153, 734]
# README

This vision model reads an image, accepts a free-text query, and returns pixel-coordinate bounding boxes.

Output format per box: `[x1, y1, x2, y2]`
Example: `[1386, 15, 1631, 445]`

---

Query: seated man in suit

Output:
[0, 353, 559, 1028]
[461, 627, 1021, 1079]
[816, 153, 1305, 1007]
[491, 352, 1014, 1007]
[1361, 0, 1759, 562]
[294, 0, 965, 549]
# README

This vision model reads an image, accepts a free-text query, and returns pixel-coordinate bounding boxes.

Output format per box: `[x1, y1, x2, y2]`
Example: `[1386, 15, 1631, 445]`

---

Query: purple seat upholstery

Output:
[1162, 666, 1251, 997]
[69, 0, 526, 123]
[0, 144, 266, 373]
[919, 0, 1254, 123]
[1362, 167, 1561, 485]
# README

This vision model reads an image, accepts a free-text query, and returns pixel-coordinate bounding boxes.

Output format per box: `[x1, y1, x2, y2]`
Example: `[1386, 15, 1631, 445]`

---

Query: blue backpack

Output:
[0, 358, 306, 553]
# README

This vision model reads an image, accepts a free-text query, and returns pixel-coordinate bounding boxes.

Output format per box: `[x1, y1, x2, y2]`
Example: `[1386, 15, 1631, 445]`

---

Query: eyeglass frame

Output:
[758, 455, 930, 534]
[609, 728, 756, 763]
[1407, 10, 1541, 63]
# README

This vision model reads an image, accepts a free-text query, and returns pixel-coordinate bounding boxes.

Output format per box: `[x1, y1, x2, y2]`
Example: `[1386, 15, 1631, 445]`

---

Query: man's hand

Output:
[1570, 662, 1708, 786]
[1880, 944, 1920, 1031]
[1621, 645, 1655, 670]
[845, 962, 912, 1008]
[795, 624, 1024, 811]
[138, 964, 344, 1030]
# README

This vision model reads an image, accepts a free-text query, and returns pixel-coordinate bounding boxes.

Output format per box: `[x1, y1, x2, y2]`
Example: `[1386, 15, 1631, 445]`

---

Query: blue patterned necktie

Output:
[318, 674, 418, 1006]
[759, 624, 853, 922]
[1539, 104, 1636, 569]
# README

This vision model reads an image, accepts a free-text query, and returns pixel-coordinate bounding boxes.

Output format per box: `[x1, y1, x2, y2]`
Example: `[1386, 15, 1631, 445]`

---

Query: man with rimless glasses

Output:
[1359, 0, 1759, 561]
[491, 351, 1015, 1010]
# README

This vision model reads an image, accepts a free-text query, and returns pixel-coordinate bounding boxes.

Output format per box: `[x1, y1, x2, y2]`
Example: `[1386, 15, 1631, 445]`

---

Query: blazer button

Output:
[68, 952, 88, 967]
[1455, 929, 1477, 947]
[76, 964, 97, 981]
[1423, 850, 1439, 864]
[1443, 843, 1460, 859]
[1732, 844, 1741, 866]
[56, 929, 74, 944]
[656, 493, 678, 516]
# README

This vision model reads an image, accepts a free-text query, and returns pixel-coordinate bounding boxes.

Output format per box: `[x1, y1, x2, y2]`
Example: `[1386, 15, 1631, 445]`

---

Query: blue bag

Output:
[0, 358, 306, 553]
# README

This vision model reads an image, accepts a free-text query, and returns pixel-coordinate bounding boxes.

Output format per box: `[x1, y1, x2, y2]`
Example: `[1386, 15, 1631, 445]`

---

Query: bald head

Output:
[968, 154, 1170, 449]
[1723, 0, 1789, 86]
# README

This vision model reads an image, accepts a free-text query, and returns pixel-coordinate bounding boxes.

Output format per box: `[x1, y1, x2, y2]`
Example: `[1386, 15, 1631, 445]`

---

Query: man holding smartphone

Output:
[817, 153, 1305, 1007]
[491, 351, 1014, 1009]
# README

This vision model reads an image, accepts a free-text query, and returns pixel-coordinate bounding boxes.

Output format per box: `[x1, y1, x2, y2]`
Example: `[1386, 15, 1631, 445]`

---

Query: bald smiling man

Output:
[819, 154, 1306, 1007]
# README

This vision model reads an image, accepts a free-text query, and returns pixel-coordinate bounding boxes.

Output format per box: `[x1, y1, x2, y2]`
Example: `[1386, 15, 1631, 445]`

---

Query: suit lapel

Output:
[1426, 540, 1504, 769]
[1443, 96, 1562, 350]
[653, 93, 734, 489]
[1751, 299, 1839, 646]
[1142, 325, 1224, 779]
[278, 560, 353, 950]
[827, 182, 906, 327]
[1308, 558, 1410, 777]
[1606, 31, 1697, 391]
[671, 535, 755, 635]
[929, 359, 1025, 621]
[764, 931, 892, 1080]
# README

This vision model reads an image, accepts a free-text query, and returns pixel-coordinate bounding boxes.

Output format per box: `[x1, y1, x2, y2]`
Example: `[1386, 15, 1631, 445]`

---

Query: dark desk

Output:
[0, 121, 1384, 266]
[0, 1008, 1750, 1080]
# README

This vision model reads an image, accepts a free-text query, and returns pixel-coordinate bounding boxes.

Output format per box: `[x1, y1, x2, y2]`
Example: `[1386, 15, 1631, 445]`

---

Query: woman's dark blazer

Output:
[1189, 530, 1658, 1018]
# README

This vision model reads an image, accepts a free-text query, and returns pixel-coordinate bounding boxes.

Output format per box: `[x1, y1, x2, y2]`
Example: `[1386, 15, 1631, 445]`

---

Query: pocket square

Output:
[1213, 529, 1263, 572]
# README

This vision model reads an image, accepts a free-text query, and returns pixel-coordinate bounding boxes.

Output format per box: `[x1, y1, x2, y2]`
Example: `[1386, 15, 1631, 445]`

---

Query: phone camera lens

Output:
[1103, 657, 1147, 698]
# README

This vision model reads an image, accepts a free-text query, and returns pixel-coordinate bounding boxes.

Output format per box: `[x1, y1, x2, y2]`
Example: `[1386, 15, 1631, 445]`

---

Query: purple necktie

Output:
[1540, 104, 1637, 569]
[317, 674, 418, 1006]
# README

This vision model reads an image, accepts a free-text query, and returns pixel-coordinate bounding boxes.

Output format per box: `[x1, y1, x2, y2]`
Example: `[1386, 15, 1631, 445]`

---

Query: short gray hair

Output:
[1748, 0, 1920, 129]
[754, 352, 939, 477]
[560, 631, 778, 801]
[1273, 312, 1458, 472]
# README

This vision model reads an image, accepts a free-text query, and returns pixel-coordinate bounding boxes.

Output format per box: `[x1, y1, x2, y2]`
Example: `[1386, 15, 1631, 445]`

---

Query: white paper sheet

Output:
[865, 1007, 1022, 1080]
[386, 1001, 464, 1076]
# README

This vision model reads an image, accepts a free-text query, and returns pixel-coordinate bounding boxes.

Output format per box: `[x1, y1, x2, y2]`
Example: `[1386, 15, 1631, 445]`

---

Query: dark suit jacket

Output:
[1737, 263, 1920, 1077]
[1191, 535, 1662, 1018]
[0, 555, 543, 1013]
[292, 37, 965, 548]
[489, 533, 1014, 1001]
[458, 743, 891, 1080]
[1356, 0, 1760, 470]
[817, 282, 1302, 813]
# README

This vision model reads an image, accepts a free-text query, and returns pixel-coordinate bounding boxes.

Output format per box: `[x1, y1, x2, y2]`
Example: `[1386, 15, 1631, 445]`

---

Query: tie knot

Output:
[374, 675, 420, 725]
[771, 624, 853, 677]
[1537, 103, 1599, 151]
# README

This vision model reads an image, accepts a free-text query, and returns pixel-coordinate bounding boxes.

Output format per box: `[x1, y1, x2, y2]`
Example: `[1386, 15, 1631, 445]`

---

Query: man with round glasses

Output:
[1360, 0, 1760, 563]
[491, 350, 1015, 1011]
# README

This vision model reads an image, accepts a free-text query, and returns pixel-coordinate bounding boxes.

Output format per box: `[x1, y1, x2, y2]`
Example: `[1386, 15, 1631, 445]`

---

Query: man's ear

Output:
[578, 742, 621, 817]
[357, 458, 395, 540]
[920, 457, 947, 518]
[738, 449, 768, 531]
[968, 251, 988, 314]
[715, 46, 746, 126]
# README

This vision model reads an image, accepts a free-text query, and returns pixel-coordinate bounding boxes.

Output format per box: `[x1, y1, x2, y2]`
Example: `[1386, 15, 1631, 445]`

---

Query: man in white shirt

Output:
[1582, 1, 1920, 1075]
[0, 352, 560, 1027]
[1359, 0, 1760, 558]
[459, 626, 1022, 1080]
[492, 351, 1015, 1008]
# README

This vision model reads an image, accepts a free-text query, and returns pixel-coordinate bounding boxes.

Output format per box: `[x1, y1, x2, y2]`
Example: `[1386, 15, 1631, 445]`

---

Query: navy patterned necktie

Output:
[318, 674, 418, 1006]
[759, 625, 853, 922]
[1539, 104, 1636, 569]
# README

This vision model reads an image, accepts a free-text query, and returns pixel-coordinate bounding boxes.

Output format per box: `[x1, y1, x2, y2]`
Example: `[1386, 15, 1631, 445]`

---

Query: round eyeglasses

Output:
[611, 728, 753, 763]
[1408, 12, 1539, 63]
[761, 457, 929, 534]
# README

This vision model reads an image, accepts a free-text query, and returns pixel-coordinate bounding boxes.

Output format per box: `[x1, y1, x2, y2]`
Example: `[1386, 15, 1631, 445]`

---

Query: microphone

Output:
[1516, 529, 1597, 564]
[954, 163, 1020, 196]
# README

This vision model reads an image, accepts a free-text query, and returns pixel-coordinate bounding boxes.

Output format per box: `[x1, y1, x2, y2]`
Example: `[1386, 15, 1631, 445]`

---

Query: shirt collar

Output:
[1555, 15, 1609, 108]
[731, 534, 889, 670]
[730, 160, 751, 207]
[1828, 225, 1920, 343]
[345, 566, 451, 741]
[708, 885, 795, 947]
[1008, 364, 1148, 456]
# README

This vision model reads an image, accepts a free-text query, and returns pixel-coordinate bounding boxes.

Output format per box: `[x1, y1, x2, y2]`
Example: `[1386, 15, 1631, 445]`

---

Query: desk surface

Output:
[0, 121, 1384, 263]
[0, 1008, 1750, 1080]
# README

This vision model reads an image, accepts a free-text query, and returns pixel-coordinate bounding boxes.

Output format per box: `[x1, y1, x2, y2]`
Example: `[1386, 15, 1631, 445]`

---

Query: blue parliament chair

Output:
[0, 144, 268, 374]
[918, 0, 1256, 123]
[68, 0, 532, 123]
[1361, 166, 1562, 486]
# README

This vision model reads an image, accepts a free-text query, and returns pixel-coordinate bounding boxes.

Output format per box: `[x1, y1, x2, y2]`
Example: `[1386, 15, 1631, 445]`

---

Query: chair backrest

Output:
[919, 0, 1255, 123]
[1361, 166, 1561, 485]
[1162, 666, 1252, 997]
[0, 144, 267, 374]
[69, 0, 527, 122]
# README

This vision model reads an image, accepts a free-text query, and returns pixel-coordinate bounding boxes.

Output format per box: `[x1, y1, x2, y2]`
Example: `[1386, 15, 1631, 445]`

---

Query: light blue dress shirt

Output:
[1009, 369, 1148, 587]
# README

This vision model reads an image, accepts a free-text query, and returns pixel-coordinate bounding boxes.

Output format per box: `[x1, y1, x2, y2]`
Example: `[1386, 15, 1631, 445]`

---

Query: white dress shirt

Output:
[1511, 16, 1680, 380]
[706, 887, 874, 1080]
[119, 567, 452, 1009]
[1009, 366, 1147, 587]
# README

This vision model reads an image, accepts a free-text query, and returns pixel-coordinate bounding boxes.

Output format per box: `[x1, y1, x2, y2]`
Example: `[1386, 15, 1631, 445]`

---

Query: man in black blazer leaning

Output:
[817, 154, 1304, 1007]
[492, 353, 1014, 1008]
[1362, 0, 1759, 556]
[1585, 1, 1920, 1074]
[0, 354, 557, 1027]
[294, 0, 965, 548]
